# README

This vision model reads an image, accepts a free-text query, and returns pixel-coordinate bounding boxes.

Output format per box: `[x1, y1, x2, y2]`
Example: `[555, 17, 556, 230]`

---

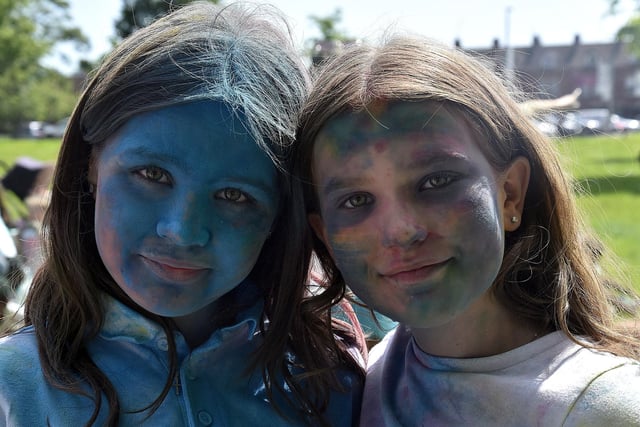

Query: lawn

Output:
[0, 138, 61, 168]
[0, 133, 639, 291]
[0, 137, 61, 222]
[555, 132, 640, 291]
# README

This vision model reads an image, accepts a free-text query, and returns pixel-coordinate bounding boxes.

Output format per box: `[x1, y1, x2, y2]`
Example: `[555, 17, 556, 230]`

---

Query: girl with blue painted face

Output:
[0, 2, 364, 426]
[294, 35, 640, 426]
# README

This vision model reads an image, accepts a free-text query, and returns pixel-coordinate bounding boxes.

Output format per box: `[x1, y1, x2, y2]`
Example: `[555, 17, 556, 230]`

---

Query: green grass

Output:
[555, 133, 640, 291]
[0, 137, 61, 221]
[0, 137, 61, 168]
[1, 134, 639, 290]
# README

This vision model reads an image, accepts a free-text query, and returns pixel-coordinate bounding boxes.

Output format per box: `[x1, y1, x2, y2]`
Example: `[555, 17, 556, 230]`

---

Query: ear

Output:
[308, 213, 331, 252]
[500, 156, 530, 232]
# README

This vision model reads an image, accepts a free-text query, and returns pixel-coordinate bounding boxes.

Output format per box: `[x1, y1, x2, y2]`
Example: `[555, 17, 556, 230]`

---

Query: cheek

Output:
[213, 214, 274, 272]
[96, 175, 152, 237]
[450, 184, 505, 276]
[463, 185, 503, 246]
[225, 208, 274, 232]
[323, 215, 374, 256]
[94, 194, 130, 286]
[218, 231, 265, 266]
[95, 219, 121, 273]
[322, 219, 376, 279]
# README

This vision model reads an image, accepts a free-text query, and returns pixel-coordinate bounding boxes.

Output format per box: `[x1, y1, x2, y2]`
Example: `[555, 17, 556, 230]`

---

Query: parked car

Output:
[554, 112, 584, 136]
[42, 117, 69, 138]
[13, 121, 45, 139]
[532, 112, 583, 137]
[610, 114, 640, 133]
[531, 117, 558, 137]
[573, 108, 614, 135]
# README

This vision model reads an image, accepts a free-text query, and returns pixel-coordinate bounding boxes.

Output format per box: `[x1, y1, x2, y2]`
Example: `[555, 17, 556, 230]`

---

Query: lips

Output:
[380, 259, 450, 287]
[140, 255, 210, 283]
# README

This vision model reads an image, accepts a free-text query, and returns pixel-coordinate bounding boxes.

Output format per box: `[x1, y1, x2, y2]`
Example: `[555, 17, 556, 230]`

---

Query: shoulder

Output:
[544, 336, 639, 379]
[563, 353, 640, 426]
[0, 327, 40, 373]
[367, 325, 406, 370]
[0, 327, 43, 388]
[0, 327, 52, 421]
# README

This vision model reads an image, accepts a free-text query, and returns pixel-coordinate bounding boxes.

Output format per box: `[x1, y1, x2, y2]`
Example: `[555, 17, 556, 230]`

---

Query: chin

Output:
[398, 310, 459, 330]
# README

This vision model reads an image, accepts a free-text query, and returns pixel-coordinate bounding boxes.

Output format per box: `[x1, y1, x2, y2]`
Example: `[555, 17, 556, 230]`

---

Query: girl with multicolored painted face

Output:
[0, 3, 364, 426]
[294, 35, 640, 426]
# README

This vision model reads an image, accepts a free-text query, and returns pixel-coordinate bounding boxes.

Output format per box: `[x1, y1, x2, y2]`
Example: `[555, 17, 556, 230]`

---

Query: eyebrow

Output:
[405, 151, 469, 169]
[120, 146, 192, 172]
[322, 175, 371, 196]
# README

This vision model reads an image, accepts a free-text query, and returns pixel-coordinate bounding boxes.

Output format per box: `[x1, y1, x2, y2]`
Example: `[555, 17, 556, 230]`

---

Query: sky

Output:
[46, 0, 638, 74]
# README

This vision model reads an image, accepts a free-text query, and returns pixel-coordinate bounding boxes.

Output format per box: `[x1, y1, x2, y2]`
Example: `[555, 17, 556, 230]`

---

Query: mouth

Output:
[380, 259, 450, 288]
[140, 255, 210, 283]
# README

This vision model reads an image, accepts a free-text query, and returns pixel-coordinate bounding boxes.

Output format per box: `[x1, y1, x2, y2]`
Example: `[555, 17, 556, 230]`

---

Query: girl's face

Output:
[310, 101, 519, 329]
[92, 101, 279, 317]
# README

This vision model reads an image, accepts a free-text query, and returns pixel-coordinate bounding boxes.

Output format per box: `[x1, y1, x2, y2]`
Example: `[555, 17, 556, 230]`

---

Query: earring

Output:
[510, 216, 519, 223]
[88, 183, 95, 194]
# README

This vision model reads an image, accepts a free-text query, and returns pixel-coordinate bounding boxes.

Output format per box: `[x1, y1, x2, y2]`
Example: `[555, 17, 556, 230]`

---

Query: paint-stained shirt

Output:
[0, 293, 362, 426]
[362, 326, 640, 426]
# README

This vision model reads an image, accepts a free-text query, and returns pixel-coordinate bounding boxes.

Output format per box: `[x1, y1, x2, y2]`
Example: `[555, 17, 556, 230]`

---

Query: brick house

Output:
[463, 35, 640, 117]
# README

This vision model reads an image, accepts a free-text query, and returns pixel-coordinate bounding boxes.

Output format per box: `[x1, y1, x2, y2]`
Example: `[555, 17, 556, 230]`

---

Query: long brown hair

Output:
[294, 34, 640, 360]
[21, 2, 362, 426]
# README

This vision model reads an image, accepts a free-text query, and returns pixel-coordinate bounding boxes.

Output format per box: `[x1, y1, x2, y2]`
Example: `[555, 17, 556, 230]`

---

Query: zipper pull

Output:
[174, 373, 182, 396]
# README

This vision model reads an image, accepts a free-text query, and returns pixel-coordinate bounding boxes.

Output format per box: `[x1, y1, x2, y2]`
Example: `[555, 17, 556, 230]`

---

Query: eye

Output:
[215, 188, 250, 203]
[341, 193, 373, 209]
[420, 172, 457, 190]
[135, 166, 171, 184]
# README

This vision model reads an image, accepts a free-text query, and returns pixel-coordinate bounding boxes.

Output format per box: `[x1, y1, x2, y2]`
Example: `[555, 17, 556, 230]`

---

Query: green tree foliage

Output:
[617, 15, 640, 54]
[610, 0, 640, 55]
[308, 9, 349, 42]
[28, 69, 78, 122]
[115, 0, 219, 40]
[0, 0, 88, 134]
[307, 8, 353, 66]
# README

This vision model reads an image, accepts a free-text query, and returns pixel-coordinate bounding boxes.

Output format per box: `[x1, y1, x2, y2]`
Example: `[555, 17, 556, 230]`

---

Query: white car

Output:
[42, 117, 69, 138]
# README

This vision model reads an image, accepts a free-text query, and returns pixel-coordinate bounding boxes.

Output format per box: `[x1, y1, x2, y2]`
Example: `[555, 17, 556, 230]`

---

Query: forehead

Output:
[314, 101, 477, 158]
[113, 100, 243, 143]
[98, 100, 278, 184]
[105, 101, 262, 158]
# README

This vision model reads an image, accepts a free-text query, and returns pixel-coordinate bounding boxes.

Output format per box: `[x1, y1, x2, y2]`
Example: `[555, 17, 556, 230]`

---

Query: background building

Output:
[464, 35, 640, 118]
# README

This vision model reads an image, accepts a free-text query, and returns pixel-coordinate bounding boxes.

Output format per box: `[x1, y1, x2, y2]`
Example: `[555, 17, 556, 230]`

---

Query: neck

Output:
[172, 302, 221, 349]
[410, 292, 543, 358]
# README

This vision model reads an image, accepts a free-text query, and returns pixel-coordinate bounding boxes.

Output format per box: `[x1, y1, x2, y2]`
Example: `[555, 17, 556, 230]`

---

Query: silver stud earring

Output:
[510, 216, 519, 223]
[88, 183, 95, 194]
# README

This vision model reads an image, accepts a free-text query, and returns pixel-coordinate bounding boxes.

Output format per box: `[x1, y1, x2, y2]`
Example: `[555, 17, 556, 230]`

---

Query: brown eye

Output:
[144, 167, 163, 181]
[428, 175, 451, 187]
[421, 172, 456, 190]
[137, 167, 170, 184]
[216, 188, 248, 203]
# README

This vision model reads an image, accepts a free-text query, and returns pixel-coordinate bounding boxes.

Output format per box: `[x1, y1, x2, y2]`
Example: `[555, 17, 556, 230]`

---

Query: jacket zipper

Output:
[174, 372, 182, 396]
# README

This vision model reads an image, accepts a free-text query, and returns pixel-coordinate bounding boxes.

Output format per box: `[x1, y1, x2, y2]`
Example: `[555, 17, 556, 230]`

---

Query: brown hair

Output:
[20, 2, 362, 426]
[294, 34, 640, 360]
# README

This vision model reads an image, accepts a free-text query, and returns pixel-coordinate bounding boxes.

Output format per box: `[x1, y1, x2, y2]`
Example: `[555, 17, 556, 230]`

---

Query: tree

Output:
[115, 0, 219, 40]
[308, 9, 350, 43]
[28, 68, 79, 123]
[617, 16, 640, 55]
[0, 0, 88, 134]
[610, 1, 640, 54]
[307, 8, 354, 66]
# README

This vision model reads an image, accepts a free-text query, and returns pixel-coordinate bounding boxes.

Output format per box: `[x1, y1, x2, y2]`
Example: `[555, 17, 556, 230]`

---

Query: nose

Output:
[381, 203, 427, 249]
[156, 193, 211, 247]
